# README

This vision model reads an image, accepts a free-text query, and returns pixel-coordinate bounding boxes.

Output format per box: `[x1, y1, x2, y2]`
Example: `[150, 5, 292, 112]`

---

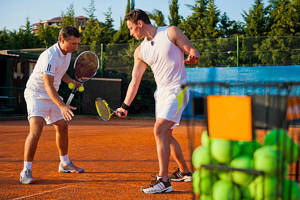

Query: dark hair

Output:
[125, 9, 151, 24]
[58, 26, 81, 41]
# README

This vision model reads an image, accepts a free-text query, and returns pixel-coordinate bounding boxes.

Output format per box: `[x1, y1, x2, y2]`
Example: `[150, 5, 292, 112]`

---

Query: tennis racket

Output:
[66, 51, 99, 105]
[95, 97, 124, 121]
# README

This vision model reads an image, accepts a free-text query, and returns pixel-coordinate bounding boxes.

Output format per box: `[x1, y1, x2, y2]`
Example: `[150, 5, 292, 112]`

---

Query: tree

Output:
[148, 9, 167, 26]
[243, 0, 270, 36]
[205, 0, 220, 38]
[219, 12, 242, 37]
[84, 0, 96, 19]
[168, 0, 181, 26]
[180, 0, 208, 39]
[113, 0, 134, 43]
[61, 4, 77, 27]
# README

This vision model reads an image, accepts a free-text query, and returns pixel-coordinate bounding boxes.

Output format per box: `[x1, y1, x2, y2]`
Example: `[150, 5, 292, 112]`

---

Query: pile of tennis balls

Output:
[192, 129, 300, 200]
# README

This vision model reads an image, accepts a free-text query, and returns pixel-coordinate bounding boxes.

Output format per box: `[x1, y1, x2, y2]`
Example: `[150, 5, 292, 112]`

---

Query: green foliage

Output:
[148, 10, 167, 26]
[168, 0, 181, 26]
[61, 4, 77, 27]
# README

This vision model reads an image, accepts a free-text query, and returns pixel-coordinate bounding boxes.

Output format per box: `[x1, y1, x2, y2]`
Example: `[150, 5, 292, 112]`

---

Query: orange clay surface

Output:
[0, 116, 206, 200]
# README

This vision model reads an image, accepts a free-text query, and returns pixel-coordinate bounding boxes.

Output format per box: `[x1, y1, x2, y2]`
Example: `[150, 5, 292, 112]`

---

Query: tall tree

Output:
[61, 4, 77, 27]
[243, 0, 270, 36]
[218, 12, 243, 37]
[268, 0, 299, 36]
[148, 10, 167, 26]
[113, 0, 134, 43]
[180, 0, 208, 39]
[205, 0, 220, 38]
[168, 0, 181, 26]
[84, 0, 96, 19]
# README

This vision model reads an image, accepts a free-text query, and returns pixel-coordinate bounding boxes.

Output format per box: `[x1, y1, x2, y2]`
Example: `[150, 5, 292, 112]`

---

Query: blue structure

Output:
[183, 65, 300, 118]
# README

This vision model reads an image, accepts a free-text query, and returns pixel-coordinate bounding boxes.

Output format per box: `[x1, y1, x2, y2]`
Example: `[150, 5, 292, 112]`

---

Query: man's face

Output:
[60, 36, 80, 54]
[126, 20, 143, 40]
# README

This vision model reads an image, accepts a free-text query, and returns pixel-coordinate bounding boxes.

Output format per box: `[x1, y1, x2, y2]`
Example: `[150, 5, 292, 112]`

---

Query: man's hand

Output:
[116, 108, 128, 118]
[59, 105, 77, 121]
[184, 54, 199, 65]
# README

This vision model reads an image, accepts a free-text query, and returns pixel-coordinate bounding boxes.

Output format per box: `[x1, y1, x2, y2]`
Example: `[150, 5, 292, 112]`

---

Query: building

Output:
[33, 16, 88, 33]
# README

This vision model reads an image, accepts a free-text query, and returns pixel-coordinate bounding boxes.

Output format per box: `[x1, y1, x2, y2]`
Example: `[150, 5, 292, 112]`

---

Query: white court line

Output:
[10, 186, 70, 200]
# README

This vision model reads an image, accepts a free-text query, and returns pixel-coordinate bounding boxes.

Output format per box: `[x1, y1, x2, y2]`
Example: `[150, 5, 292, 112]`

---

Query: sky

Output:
[0, 0, 267, 31]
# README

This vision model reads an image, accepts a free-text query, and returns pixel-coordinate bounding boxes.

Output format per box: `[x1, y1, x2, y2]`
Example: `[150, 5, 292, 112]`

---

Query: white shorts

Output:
[24, 89, 64, 125]
[154, 85, 189, 129]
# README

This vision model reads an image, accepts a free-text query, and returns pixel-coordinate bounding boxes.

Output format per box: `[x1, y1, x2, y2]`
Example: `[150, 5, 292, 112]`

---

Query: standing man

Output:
[20, 26, 84, 184]
[116, 9, 200, 193]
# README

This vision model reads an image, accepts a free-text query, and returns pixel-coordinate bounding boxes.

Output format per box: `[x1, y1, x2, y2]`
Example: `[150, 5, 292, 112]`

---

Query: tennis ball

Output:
[239, 140, 261, 157]
[192, 146, 211, 169]
[211, 139, 240, 164]
[192, 171, 216, 195]
[230, 155, 254, 186]
[77, 85, 84, 92]
[68, 82, 75, 89]
[201, 130, 210, 146]
[254, 146, 284, 176]
[212, 180, 241, 200]
[249, 176, 278, 199]
[264, 129, 299, 163]
[283, 179, 300, 200]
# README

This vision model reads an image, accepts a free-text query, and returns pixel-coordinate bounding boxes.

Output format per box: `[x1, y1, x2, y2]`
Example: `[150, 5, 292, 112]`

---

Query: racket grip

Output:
[66, 93, 75, 105]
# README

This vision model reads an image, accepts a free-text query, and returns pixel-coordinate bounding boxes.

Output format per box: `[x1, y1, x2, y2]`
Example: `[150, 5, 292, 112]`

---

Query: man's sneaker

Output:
[58, 161, 84, 173]
[20, 169, 36, 184]
[141, 177, 173, 194]
[169, 168, 192, 182]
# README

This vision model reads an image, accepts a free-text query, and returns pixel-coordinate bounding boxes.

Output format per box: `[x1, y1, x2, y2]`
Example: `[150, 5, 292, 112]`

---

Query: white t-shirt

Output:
[140, 26, 188, 89]
[25, 43, 71, 99]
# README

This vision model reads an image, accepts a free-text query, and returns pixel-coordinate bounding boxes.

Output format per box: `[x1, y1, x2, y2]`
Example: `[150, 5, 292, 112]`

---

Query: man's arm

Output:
[117, 45, 147, 117]
[43, 73, 76, 121]
[167, 26, 200, 64]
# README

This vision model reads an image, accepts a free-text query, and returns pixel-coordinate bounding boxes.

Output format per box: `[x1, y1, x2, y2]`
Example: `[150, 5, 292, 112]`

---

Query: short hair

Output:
[125, 9, 151, 25]
[58, 26, 81, 41]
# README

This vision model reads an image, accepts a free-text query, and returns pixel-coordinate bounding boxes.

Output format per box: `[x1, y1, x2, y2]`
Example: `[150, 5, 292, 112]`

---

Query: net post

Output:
[100, 43, 104, 78]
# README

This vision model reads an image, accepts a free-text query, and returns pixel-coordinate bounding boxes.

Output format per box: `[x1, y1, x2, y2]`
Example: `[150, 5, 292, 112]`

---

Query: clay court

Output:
[0, 117, 205, 200]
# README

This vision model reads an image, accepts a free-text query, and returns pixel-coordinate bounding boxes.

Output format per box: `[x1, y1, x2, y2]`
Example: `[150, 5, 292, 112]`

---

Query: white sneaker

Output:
[141, 177, 173, 194]
[20, 169, 36, 184]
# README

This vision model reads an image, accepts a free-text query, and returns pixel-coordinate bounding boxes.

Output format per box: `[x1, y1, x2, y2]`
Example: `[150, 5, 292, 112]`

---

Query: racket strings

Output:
[74, 51, 99, 80]
[95, 100, 111, 121]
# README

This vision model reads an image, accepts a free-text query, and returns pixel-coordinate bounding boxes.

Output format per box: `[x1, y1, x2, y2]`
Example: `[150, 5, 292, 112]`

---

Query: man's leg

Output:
[24, 117, 45, 162]
[169, 133, 190, 173]
[20, 116, 45, 184]
[53, 119, 84, 173]
[154, 118, 175, 182]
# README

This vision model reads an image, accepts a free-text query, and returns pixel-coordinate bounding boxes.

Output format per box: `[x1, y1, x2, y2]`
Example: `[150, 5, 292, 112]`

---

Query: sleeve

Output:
[42, 53, 57, 76]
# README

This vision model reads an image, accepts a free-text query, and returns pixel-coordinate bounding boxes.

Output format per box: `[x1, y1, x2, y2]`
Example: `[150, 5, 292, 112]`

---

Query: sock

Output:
[60, 154, 71, 164]
[23, 161, 32, 171]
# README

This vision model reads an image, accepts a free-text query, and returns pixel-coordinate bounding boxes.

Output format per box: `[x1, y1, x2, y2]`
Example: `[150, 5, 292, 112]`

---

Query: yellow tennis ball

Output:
[68, 82, 75, 89]
[78, 85, 84, 92]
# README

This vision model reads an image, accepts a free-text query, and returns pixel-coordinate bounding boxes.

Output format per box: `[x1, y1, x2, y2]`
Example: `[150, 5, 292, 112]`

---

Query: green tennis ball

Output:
[201, 130, 210, 146]
[211, 139, 240, 164]
[254, 146, 283, 175]
[249, 176, 278, 199]
[283, 179, 300, 200]
[192, 146, 211, 169]
[264, 129, 299, 163]
[68, 82, 75, 89]
[217, 171, 232, 181]
[200, 195, 212, 200]
[212, 180, 241, 200]
[230, 155, 254, 186]
[239, 140, 261, 157]
[77, 85, 84, 92]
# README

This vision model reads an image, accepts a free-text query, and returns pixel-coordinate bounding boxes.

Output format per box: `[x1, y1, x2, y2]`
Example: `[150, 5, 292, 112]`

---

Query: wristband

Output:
[121, 102, 130, 111]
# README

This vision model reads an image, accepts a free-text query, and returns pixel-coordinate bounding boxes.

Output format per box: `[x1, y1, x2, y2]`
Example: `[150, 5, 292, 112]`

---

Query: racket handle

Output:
[66, 93, 75, 105]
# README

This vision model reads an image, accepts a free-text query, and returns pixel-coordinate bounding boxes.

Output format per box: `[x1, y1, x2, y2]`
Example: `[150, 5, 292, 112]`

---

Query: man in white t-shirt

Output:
[20, 26, 84, 184]
[116, 9, 200, 193]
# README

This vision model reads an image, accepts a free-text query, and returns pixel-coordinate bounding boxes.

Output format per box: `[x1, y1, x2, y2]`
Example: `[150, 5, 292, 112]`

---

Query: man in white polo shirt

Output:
[20, 26, 84, 184]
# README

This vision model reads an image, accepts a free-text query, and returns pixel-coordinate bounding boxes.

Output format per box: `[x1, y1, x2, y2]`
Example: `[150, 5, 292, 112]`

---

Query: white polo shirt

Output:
[25, 43, 71, 99]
